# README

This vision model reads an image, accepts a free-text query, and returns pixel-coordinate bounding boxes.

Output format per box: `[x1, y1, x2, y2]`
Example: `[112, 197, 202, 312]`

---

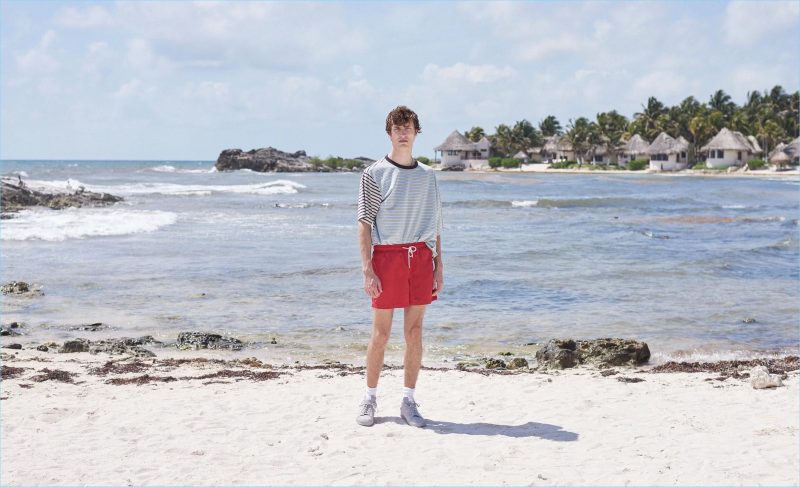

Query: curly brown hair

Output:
[385, 105, 421, 135]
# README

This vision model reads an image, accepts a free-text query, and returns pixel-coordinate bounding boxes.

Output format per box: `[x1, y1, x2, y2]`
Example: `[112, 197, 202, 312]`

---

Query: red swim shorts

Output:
[371, 241, 437, 309]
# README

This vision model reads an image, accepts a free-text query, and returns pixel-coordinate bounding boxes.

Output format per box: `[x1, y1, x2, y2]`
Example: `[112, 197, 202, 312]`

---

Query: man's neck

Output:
[388, 149, 414, 166]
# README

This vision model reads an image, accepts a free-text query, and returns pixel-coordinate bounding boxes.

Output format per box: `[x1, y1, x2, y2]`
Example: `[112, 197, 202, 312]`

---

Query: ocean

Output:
[2, 160, 798, 366]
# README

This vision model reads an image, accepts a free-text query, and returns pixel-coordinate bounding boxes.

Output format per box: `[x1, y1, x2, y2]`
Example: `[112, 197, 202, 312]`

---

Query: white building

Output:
[647, 132, 689, 171]
[619, 134, 650, 167]
[434, 130, 491, 170]
[700, 128, 762, 168]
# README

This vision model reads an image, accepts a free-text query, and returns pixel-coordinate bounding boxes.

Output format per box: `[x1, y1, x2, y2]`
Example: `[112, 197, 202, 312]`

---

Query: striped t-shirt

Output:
[357, 155, 443, 257]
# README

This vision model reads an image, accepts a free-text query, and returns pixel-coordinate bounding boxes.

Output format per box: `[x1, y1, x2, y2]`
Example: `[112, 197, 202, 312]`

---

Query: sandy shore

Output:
[487, 164, 800, 177]
[2, 349, 798, 486]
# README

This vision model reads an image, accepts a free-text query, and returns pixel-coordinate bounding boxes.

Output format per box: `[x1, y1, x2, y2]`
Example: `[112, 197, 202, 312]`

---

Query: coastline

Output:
[485, 164, 800, 177]
[2, 348, 798, 485]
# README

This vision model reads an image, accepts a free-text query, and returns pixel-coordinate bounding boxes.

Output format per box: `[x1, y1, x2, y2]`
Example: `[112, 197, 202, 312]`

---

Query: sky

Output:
[1, 0, 799, 161]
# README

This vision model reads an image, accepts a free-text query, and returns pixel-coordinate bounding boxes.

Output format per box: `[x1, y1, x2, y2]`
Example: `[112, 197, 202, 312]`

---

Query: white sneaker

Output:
[356, 397, 377, 426]
[400, 397, 426, 427]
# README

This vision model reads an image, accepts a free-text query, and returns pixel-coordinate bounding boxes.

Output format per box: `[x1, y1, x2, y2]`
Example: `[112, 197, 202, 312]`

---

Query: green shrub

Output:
[488, 157, 503, 168]
[627, 159, 648, 171]
[416, 156, 431, 164]
[691, 162, 707, 170]
[501, 158, 520, 169]
[746, 159, 767, 170]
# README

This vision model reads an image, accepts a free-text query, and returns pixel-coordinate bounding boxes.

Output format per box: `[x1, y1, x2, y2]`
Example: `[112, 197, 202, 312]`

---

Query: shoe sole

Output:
[401, 414, 425, 428]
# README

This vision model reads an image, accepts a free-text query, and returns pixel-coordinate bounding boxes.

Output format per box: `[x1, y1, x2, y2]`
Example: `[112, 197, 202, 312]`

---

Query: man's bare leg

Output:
[366, 308, 394, 388]
[403, 305, 426, 388]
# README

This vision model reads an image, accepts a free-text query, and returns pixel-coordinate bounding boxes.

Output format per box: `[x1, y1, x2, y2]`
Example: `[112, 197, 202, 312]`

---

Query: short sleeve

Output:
[357, 170, 381, 226]
[434, 174, 443, 235]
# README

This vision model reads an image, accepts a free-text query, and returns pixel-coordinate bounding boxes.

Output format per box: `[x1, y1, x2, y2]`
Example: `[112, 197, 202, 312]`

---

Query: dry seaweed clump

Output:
[105, 368, 285, 386]
[1, 365, 27, 379]
[648, 356, 799, 379]
[88, 359, 152, 376]
[30, 368, 78, 383]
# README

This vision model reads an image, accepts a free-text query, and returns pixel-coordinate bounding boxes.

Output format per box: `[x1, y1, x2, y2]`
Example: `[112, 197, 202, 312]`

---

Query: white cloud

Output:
[724, 0, 800, 45]
[82, 41, 113, 79]
[421, 63, 516, 83]
[57, 5, 114, 28]
[125, 38, 172, 73]
[631, 71, 688, 103]
[15, 30, 60, 76]
[113, 79, 155, 101]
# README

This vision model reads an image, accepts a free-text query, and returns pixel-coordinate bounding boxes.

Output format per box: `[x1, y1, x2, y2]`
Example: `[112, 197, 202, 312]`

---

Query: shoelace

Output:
[406, 401, 422, 418]
[360, 401, 375, 416]
[401, 245, 418, 268]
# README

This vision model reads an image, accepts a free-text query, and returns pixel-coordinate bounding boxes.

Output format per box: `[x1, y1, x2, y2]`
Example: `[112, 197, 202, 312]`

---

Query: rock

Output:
[455, 361, 482, 370]
[215, 147, 312, 172]
[507, 358, 529, 370]
[576, 338, 650, 367]
[484, 358, 506, 369]
[60, 339, 91, 353]
[68, 322, 107, 331]
[36, 344, 49, 352]
[2, 281, 29, 294]
[535, 338, 650, 369]
[750, 365, 783, 389]
[0, 322, 22, 336]
[441, 163, 465, 171]
[59, 336, 159, 357]
[535, 339, 580, 369]
[498, 351, 513, 356]
[1, 178, 123, 215]
[2, 344, 22, 350]
[89, 336, 160, 357]
[176, 331, 244, 351]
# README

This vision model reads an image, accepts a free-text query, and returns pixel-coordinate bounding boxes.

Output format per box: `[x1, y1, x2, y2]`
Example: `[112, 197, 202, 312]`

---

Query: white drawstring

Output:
[401, 245, 418, 268]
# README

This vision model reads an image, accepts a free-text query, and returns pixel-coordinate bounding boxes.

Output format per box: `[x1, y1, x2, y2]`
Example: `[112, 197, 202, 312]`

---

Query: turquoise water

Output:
[1, 160, 798, 365]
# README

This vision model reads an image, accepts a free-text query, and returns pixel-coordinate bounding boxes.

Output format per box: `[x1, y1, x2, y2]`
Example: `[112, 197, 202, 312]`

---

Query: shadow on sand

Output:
[376, 417, 578, 441]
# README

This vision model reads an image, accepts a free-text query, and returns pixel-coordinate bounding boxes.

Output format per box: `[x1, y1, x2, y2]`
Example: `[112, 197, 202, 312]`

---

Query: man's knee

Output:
[404, 324, 422, 342]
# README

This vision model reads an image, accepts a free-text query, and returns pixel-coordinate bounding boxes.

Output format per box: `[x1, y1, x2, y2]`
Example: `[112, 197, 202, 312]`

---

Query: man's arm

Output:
[432, 234, 443, 296]
[358, 221, 382, 298]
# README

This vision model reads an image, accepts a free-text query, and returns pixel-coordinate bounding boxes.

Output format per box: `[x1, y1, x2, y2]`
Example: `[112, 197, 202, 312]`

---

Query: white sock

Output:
[365, 386, 377, 401]
[403, 387, 415, 402]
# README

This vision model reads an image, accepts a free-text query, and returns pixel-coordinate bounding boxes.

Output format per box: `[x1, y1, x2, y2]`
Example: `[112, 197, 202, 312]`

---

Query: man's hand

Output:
[432, 266, 444, 297]
[363, 267, 382, 298]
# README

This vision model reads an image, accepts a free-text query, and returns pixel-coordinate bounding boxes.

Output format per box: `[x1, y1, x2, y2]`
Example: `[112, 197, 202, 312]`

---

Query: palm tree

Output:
[510, 119, 542, 155]
[634, 97, 667, 140]
[709, 89, 735, 123]
[595, 110, 628, 163]
[491, 124, 513, 157]
[464, 127, 486, 142]
[538, 115, 563, 136]
[565, 117, 591, 165]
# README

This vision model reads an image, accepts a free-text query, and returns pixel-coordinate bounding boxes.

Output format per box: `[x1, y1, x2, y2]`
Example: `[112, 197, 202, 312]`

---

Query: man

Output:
[355, 105, 443, 428]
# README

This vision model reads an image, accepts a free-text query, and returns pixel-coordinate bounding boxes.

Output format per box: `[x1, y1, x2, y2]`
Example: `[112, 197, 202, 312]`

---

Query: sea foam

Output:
[21, 178, 306, 196]
[1, 208, 178, 241]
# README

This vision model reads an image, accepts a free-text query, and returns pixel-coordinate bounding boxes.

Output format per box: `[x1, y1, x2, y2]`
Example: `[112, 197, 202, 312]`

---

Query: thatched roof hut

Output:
[700, 128, 760, 153]
[543, 136, 560, 152]
[513, 150, 529, 160]
[770, 147, 791, 165]
[434, 130, 475, 151]
[622, 134, 650, 154]
[647, 132, 684, 154]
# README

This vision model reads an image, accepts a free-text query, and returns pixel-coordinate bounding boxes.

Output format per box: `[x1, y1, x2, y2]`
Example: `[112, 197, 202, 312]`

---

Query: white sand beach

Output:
[491, 164, 800, 177]
[2, 349, 798, 486]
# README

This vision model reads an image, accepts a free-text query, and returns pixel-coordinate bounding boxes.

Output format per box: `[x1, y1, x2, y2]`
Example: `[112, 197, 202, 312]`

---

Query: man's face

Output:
[389, 121, 417, 150]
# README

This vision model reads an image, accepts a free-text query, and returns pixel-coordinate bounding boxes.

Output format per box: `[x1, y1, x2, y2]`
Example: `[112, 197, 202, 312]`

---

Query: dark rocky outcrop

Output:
[0, 322, 22, 336]
[535, 338, 651, 369]
[1, 178, 123, 216]
[2, 281, 43, 296]
[58, 336, 161, 357]
[215, 147, 372, 173]
[176, 331, 244, 351]
[216, 147, 313, 172]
